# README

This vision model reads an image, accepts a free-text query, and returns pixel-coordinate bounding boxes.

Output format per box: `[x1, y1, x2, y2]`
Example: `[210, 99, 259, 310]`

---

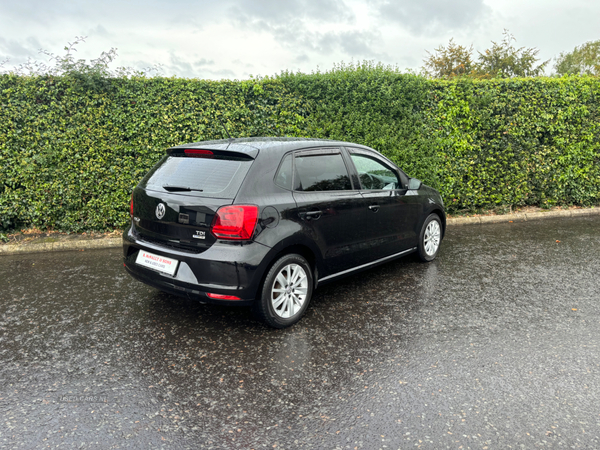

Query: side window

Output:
[294, 152, 352, 191]
[274, 153, 293, 190]
[350, 153, 401, 190]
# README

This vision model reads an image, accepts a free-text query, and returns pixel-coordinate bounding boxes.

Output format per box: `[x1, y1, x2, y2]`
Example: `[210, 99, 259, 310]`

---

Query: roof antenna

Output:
[217, 115, 233, 141]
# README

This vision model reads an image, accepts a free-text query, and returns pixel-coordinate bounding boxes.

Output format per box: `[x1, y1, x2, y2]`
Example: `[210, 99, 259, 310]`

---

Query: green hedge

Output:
[1, 66, 599, 233]
[429, 77, 600, 209]
[279, 63, 439, 185]
[0, 76, 308, 232]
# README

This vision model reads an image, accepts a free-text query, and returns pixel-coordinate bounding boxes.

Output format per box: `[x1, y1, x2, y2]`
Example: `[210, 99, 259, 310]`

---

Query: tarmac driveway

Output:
[1, 216, 599, 449]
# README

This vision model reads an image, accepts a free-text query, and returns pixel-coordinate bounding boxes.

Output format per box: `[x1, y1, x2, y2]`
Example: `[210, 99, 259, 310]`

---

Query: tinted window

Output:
[350, 153, 400, 190]
[274, 153, 293, 190]
[294, 152, 352, 191]
[141, 156, 253, 198]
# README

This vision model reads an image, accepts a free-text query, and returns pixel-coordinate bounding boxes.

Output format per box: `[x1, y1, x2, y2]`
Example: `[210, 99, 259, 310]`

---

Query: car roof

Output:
[168, 137, 374, 156]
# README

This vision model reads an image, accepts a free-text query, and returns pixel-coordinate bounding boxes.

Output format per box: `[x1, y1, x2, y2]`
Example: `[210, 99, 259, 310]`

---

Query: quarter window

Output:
[294, 152, 352, 191]
[274, 153, 293, 190]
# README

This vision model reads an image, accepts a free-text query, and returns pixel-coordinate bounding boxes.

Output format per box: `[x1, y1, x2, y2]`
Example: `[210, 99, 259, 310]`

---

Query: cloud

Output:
[1, 0, 221, 34]
[88, 25, 111, 38]
[164, 52, 235, 79]
[194, 58, 214, 67]
[0, 38, 37, 57]
[371, 0, 490, 35]
[282, 26, 384, 60]
[3, 0, 596, 80]
[232, 59, 255, 69]
[225, 0, 385, 65]
[312, 29, 385, 59]
[168, 51, 195, 77]
[240, 14, 383, 61]
[0, 36, 46, 67]
[295, 54, 310, 63]
[338, 31, 381, 56]
[230, 0, 354, 24]
[202, 68, 237, 79]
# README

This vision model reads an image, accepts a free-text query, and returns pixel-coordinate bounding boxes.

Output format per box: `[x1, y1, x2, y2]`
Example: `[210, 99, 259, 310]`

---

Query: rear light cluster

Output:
[130, 193, 134, 217]
[211, 205, 258, 240]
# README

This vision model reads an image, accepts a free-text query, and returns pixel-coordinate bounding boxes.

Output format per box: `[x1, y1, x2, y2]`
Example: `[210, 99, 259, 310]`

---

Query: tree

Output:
[477, 30, 549, 78]
[422, 30, 549, 79]
[422, 39, 475, 79]
[554, 40, 600, 76]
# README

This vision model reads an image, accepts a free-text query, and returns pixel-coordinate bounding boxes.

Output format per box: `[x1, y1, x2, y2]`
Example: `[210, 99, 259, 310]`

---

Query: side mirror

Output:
[408, 178, 422, 190]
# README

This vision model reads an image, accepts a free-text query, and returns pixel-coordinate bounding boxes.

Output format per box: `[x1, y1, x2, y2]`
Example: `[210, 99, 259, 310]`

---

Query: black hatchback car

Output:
[123, 137, 445, 328]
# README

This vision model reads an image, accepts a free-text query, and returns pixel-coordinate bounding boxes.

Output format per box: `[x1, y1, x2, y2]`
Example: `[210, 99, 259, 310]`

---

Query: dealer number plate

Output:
[135, 250, 179, 276]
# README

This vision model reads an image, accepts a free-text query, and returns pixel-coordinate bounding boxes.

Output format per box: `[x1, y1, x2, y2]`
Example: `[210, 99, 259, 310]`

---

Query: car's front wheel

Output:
[254, 254, 313, 328]
[417, 213, 442, 262]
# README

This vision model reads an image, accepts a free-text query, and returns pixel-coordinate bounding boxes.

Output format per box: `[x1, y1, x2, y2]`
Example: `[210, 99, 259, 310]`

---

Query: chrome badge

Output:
[155, 203, 166, 220]
[193, 230, 206, 240]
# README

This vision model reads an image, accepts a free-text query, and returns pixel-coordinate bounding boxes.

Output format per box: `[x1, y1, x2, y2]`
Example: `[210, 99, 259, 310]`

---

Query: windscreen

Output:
[140, 155, 253, 198]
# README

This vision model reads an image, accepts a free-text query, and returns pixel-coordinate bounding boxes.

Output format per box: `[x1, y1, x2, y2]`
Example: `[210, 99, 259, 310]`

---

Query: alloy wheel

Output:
[424, 220, 441, 256]
[270, 263, 309, 319]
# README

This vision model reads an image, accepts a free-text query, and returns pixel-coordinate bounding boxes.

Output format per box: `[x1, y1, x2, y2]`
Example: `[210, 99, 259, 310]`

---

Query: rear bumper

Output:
[122, 224, 271, 306]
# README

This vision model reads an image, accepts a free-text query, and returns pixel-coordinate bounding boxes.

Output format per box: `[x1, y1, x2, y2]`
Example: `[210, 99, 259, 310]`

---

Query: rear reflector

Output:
[211, 205, 258, 240]
[184, 149, 213, 157]
[207, 293, 242, 301]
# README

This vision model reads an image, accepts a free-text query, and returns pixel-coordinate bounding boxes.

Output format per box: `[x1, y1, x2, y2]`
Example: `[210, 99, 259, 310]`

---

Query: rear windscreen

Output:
[140, 156, 253, 198]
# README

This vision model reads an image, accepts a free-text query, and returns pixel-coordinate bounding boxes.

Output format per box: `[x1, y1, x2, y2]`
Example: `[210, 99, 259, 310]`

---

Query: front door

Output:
[347, 149, 418, 260]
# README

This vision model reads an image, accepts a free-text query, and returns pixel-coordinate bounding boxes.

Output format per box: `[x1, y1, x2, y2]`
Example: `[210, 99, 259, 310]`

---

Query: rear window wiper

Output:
[162, 185, 204, 192]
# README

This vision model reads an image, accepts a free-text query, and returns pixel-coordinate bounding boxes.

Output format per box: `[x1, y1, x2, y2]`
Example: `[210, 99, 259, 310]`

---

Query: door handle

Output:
[305, 210, 322, 220]
[300, 210, 323, 221]
[368, 204, 380, 212]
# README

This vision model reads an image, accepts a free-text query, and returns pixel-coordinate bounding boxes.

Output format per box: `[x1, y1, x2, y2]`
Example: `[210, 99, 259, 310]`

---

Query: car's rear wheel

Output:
[417, 213, 442, 262]
[254, 254, 313, 328]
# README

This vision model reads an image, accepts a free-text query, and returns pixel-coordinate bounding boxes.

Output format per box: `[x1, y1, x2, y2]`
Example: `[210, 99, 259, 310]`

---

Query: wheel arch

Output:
[256, 242, 320, 303]
[414, 207, 445, 241]
[429, 208, 446, 238]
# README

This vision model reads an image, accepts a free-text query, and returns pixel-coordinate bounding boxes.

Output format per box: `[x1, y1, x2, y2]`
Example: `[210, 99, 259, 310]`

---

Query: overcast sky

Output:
[1, 0, 599, 79]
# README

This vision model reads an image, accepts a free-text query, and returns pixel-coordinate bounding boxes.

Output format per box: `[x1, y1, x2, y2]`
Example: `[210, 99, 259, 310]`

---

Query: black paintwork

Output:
[123, 137, 446, 304]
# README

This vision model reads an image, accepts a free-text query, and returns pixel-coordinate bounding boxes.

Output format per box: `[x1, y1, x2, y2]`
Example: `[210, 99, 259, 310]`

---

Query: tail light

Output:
[211, 205, 258, 240]
[130, 193, 134, 217]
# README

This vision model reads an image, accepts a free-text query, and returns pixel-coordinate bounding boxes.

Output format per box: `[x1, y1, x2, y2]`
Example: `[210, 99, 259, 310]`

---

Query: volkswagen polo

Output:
[123, 137, 445, 328]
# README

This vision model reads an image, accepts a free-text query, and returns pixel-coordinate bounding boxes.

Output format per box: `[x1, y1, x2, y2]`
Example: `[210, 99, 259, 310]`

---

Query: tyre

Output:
[417, 213, 442, 262]
[253, 254, 313, 328]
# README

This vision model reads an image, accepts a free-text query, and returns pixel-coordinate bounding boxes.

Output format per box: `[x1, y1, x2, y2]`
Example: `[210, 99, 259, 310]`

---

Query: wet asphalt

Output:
[1, 216, 599, 449]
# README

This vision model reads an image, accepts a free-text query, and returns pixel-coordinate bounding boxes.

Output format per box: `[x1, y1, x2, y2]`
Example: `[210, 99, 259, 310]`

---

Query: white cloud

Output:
[372, 0, 490, 35]
[0, 0, 599, 78]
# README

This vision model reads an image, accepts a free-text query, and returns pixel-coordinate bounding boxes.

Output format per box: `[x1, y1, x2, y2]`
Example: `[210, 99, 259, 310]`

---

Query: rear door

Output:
[291, 148, 367, 275]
